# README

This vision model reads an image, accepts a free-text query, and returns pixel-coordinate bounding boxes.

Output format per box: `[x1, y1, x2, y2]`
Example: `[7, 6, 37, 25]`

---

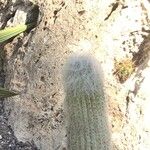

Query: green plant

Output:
[0, 24, 32, 43]
[114, 58, 135, 83]
[0, 24, 32, 97]
[63, 55, 111, 150]
[0, 87, 18, 97]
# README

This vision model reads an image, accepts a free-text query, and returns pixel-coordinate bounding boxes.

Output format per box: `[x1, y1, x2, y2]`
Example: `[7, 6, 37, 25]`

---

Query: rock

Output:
[1, 0, 150, 150]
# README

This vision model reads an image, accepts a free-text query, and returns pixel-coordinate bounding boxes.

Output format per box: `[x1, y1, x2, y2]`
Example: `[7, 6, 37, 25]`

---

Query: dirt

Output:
[0, 116, 38, 150]
[0, 0, 150, 150]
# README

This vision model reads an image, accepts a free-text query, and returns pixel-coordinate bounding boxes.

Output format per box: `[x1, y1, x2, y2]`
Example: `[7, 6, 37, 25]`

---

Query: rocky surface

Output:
[0, 116, 38, 150]
[0, 0, 150, 150]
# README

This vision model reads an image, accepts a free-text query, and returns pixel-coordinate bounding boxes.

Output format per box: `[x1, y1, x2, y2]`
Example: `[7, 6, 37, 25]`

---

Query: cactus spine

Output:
[63, 55, 111, 150]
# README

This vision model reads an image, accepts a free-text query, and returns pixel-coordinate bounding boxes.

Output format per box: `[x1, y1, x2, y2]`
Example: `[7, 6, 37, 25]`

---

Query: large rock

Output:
[0, 0, 150, 149]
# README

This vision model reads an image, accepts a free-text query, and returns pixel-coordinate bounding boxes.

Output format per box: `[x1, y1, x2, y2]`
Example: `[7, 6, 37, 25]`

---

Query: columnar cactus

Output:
[63, 55, 111, 150]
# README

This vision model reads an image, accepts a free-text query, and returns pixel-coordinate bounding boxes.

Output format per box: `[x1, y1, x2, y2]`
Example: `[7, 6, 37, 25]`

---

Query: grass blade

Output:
[0, 24, 28, 43]
[0, 87, 18, 98]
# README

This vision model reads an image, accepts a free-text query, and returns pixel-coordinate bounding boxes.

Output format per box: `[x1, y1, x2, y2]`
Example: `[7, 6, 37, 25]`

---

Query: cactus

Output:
[63, 54, 111, 150]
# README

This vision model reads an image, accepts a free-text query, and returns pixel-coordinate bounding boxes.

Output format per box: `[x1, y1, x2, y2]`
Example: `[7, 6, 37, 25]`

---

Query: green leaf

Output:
[0, 24, 28, 43]
[0, 87, 18, 98]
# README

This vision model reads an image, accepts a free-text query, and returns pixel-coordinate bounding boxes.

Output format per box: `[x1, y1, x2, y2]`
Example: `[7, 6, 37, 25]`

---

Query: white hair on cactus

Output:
[63, 54, 104, 96]
[63, 54, 111, 150]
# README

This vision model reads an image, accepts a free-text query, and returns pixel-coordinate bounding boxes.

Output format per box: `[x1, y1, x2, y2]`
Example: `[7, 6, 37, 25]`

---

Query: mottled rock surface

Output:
[0, 0, 150, 150]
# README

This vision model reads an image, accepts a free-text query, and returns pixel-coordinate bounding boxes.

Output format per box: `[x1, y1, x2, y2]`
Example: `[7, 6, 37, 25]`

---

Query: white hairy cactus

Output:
[63, 54, 111, 150]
